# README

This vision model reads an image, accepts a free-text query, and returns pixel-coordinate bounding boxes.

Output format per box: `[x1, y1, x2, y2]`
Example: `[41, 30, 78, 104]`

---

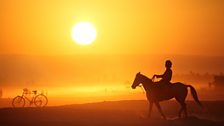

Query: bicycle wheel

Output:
[34, 94, 48, 107]
[12, 96, 25, 108]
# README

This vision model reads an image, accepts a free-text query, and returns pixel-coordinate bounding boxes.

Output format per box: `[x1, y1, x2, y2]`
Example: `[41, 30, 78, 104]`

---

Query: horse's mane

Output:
[139, 73, 152, 83]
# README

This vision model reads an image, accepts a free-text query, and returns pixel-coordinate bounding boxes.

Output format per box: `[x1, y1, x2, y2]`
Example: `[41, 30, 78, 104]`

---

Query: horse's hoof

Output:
[183, 115, 188, 118]
[147, 116, 152, 120]
[162, 116, 167, 120]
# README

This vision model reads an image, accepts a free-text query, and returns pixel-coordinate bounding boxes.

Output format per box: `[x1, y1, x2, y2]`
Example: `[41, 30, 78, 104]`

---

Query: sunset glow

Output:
[71, 22, 96, 45]
[1, 1, 224, 126]
[0, 0, 224, 106]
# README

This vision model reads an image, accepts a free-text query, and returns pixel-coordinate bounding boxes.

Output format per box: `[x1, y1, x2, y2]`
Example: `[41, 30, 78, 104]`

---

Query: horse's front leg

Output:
[148, 101, 153, 118]
[155, 102, 167, 120]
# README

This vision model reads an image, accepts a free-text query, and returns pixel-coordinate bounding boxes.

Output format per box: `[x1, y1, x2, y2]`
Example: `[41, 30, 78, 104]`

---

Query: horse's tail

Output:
[187, 85, 203, 108]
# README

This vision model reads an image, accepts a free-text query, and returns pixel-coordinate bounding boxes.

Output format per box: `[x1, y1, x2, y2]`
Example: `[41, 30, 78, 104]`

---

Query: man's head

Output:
[165, 60, 172, 69]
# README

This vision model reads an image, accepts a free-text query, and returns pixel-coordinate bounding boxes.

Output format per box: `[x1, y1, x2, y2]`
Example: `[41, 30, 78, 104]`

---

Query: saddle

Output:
[152, 82, 173, 94]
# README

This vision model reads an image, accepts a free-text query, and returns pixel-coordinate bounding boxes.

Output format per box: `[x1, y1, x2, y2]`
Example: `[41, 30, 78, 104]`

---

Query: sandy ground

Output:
[0, 100, 224, 126]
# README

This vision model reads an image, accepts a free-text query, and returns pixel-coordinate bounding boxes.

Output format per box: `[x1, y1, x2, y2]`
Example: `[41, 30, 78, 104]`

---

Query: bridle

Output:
[138, 84, 145, 94]
[138, 77, 155, 94]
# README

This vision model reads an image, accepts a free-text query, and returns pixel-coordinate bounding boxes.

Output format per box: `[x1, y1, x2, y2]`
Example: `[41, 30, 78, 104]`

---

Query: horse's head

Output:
[131, 72, 142, 89]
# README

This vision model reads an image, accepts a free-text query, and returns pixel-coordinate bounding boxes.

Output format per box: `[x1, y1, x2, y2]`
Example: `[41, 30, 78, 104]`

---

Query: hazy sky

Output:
[1, 1, 224, 103]
[1, 0, 224, 56]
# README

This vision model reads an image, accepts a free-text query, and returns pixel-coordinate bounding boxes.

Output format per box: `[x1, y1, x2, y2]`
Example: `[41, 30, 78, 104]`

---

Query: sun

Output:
[71, 22, 96, 45]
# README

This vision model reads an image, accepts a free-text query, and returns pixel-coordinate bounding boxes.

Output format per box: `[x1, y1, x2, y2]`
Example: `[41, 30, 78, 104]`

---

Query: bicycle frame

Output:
[12, 89, 48, 108]
[21, 92, 36, 105]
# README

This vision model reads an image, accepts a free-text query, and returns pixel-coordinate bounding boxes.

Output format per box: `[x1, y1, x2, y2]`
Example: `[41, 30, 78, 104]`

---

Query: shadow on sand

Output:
[167, 116, 223, 126]
[0, 106, 223, 126]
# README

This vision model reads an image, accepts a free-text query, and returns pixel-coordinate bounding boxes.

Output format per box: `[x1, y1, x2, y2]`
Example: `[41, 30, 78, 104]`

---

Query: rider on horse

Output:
[152, 60, 173, 86]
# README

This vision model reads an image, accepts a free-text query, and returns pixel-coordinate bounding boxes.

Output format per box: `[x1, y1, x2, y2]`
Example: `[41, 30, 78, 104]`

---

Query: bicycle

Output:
[12, 88, 48, 108]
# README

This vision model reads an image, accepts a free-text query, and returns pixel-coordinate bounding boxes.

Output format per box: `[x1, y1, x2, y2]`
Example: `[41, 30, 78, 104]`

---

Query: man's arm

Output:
[155, 74, 163, 78]
[152, 74, 164, 79]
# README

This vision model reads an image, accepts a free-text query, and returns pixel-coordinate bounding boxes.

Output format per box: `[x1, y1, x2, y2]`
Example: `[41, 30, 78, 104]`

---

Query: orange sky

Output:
[1, 0, 224, 104]
[1, 0, 224, 56]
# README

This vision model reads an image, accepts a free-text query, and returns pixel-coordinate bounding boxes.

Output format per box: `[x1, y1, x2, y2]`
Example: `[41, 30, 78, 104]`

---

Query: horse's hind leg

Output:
[155, 102, 166, 120]
[148, 101, 153, 118]
[175, 87, 188, 118]
[182, 102, 188, 117]
[178, 106, 184, 118]
[176, 97, 187, 118]
[179, 102, 187, 117]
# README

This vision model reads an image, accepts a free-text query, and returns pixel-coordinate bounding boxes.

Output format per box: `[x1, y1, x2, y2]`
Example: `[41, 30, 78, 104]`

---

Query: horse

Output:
[131, 72, 202, 119]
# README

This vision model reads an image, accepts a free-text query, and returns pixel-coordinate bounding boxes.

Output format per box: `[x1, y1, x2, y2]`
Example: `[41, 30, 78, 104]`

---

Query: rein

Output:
[138, 85, 145, 94]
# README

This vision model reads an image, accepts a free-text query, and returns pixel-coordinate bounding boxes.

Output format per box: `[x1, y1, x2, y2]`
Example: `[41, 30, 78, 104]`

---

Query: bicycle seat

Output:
[32, 90, 37, 94]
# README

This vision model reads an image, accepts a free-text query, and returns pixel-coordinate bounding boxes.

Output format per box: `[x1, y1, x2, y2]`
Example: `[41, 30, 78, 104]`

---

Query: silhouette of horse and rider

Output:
[131, 60, 202, 119]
